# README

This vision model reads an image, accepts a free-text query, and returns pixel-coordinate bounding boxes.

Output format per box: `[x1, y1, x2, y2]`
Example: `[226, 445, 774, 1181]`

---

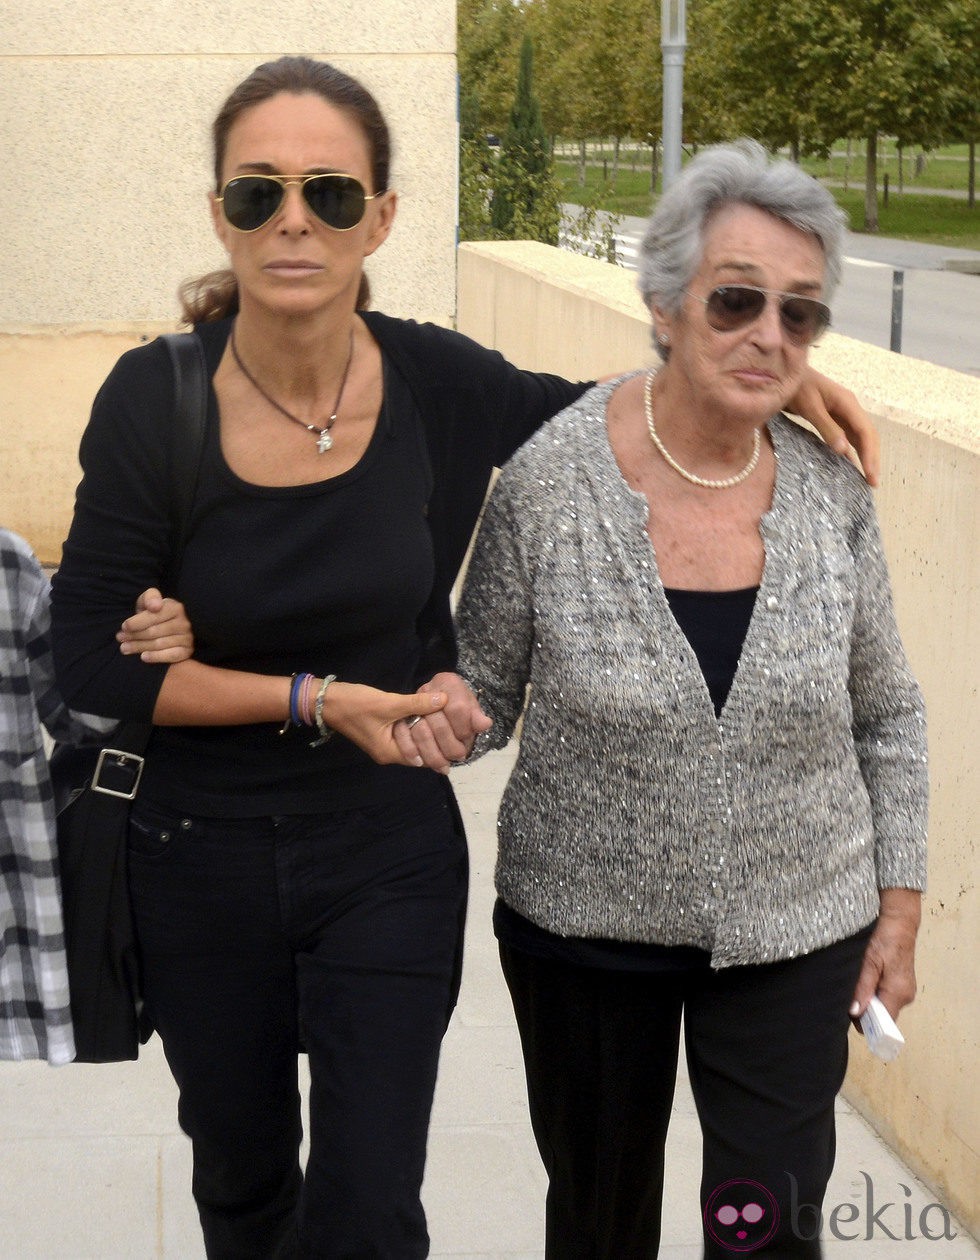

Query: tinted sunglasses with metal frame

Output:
[687, 285, 831, 345]
[217, 173, 382, 233]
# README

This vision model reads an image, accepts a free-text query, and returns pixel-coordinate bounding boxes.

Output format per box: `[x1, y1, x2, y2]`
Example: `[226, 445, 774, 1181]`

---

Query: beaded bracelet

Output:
[310, 675, 337, 748]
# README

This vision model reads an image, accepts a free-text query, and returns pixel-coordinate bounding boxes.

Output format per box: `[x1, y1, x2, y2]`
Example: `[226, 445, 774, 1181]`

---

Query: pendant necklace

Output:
[644, 369, 760, 490]
[231, 324, 355, 454]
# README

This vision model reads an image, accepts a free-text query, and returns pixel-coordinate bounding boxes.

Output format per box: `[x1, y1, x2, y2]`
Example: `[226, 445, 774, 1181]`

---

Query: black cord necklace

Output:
[230, 323, 355, 454]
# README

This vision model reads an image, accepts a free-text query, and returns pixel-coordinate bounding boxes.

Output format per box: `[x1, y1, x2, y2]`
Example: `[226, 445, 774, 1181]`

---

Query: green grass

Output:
[560, 139, 978, 191]
[557, 156, 980, 251]
[557, 161, 659, 218]
[799, 147, 975, 194]
[827, 189, 980, 250]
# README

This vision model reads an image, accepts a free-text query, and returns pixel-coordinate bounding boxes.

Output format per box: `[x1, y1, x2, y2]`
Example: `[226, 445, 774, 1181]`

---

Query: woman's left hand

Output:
[850, 888, 922, 1023]
[117, 588, 195, 663]
[321, 681, 449, 766]
[788, 367, 880, 488]
[392, 672, 493, 773]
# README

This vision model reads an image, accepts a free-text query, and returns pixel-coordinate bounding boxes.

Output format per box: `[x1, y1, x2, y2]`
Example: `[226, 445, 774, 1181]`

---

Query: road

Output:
[561, 210, 980, 377]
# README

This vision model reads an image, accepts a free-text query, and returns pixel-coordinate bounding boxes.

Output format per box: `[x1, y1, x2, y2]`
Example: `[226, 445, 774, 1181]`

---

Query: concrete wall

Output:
[458, 241, 980, 1237]
[0, 1, 457, 559]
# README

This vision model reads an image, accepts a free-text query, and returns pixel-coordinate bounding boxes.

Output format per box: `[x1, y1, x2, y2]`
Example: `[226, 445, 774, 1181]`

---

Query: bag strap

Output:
[52, 333, 210, 801]
[105, 335, 207, 761]
[160, 331, 209, 553]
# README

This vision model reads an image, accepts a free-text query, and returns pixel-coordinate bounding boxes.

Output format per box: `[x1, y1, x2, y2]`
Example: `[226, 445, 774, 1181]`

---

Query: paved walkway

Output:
[1, 745, 977, 1257]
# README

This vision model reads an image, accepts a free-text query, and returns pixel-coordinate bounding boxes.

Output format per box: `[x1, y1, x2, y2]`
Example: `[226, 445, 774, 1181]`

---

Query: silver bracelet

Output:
[310, 674, 337, 748]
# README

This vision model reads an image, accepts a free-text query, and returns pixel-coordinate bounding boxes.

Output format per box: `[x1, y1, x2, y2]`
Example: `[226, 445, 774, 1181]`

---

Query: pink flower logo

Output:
[704, 1178, 780, 1252]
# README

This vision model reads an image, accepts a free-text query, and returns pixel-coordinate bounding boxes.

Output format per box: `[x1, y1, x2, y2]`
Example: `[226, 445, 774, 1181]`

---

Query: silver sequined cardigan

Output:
[456, 382, 928, 968]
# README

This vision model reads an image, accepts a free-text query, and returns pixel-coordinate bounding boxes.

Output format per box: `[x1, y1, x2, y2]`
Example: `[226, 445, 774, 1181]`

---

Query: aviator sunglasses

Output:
[216, 172, 382, 233]
[687, 284, 831, 345]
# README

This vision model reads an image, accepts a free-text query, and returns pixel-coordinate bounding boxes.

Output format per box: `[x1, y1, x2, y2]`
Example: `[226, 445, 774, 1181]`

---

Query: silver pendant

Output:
[316, 430, 333, 454]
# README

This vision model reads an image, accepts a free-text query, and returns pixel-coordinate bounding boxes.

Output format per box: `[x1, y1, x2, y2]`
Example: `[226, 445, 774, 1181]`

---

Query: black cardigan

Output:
[51, 312, 588, 721]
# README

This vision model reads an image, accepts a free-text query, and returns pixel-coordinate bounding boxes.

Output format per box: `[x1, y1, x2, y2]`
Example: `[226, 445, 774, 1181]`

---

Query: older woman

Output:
[423, 142, 927, 1257]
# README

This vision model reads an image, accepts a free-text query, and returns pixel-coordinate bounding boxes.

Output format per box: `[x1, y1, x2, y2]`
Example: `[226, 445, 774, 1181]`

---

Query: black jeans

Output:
[500, 924, 873, 1260]
[128, 776, 468, 1259]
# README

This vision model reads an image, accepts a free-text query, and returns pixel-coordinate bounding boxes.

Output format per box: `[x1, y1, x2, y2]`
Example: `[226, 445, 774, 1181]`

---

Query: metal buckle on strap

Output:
[91, 747, 145, 801]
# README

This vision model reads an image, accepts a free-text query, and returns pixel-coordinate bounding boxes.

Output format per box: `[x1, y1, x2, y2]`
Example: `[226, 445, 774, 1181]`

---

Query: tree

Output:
[457, 0, 525, 135]
[809, 3, 956, 229]
[460, 0, 973, 237]
[942, 0, 980, 208]
[620, 1, 662, 148]
[490, 36, 561, 244]
[458, 91, 496, 241]
[522, 0, 595, 183]
[522, 0, 660, 166]
[686, 0, 828, 154]
[688, 0, 958, 231]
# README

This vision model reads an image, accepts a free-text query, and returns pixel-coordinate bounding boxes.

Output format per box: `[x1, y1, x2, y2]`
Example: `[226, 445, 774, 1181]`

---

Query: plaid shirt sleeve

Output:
[0, 531, 77, 1064]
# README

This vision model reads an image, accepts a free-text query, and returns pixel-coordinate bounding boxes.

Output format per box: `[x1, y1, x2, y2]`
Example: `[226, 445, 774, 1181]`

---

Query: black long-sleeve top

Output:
[50, 313, 587, 815]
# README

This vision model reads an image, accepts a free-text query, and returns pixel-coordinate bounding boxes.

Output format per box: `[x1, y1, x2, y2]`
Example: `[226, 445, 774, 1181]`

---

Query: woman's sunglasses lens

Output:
[222, 178, 284, 231]
[782, 298, 830, 341]
[707, 286, 766, 330]
[305, 176, 366, 229]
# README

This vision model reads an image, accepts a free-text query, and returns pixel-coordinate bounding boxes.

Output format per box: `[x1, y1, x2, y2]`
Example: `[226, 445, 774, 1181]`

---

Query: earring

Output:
[658, 332, 670, 347]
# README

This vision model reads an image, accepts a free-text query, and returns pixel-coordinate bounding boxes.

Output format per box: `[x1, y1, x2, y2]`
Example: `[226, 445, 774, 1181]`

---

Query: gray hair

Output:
[637, 140, 846, 319]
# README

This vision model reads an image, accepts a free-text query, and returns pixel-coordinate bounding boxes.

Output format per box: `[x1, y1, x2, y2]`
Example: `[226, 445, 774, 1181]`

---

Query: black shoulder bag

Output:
[52, 332, 208, 1063]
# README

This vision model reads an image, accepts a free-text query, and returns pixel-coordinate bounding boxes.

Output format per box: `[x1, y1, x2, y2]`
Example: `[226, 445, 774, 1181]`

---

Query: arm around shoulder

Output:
[786, 367, 880, 486]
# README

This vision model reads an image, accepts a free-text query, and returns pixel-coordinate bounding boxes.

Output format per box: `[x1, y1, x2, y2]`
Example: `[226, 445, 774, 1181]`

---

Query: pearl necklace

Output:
[643, 370, 760, 490]
[231, 324, 355, 454]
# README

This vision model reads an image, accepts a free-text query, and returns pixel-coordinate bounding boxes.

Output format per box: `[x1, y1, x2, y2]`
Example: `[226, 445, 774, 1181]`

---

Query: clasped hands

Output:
[298, 674, 489, 771]
[304, 671, 492, 773]
[392, 672, 492, 773]
[116, 594, 487, 773]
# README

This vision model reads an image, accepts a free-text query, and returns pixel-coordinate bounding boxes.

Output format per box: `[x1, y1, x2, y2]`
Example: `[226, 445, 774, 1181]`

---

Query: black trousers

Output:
[128, 777, 468, 1259]
[500, 925, 872, 1260]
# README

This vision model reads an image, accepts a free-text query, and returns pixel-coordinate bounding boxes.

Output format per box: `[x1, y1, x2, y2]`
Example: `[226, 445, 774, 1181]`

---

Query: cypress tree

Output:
[490, 36, 559, 242]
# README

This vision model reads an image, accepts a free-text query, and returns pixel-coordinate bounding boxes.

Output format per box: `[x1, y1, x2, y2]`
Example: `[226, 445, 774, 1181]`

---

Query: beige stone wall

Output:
[0, 2, 457, 558]
[458, 240, 980, 1236]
